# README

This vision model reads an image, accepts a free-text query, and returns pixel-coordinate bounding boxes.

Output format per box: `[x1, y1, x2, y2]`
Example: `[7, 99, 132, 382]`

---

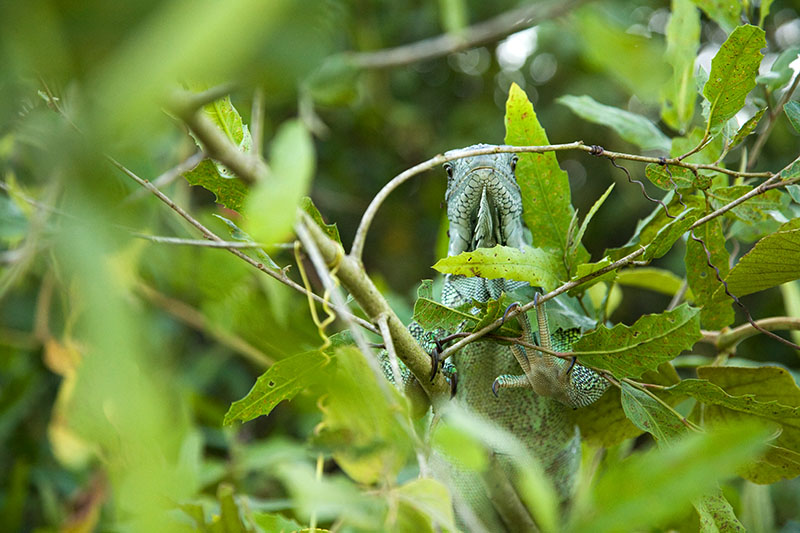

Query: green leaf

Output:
[707, 185, 787, 223]
[558, 95, 670, 152]
[756, 47, 799, 89]
[567, 257, 616, 297]
[574, 423, 767, 533]
[213, 214, 280, 269]
[717, 219, 800, 298]
[616, 267, 689, 297]
[573, 304, 702, 379]
[703, 25, 766, 135]
[662, 0, 700, 132]
[244, 119, 315, 245]
[315, 346, 412, 485]
[437, 0, 467, 34]
[730, 108, 766, 149]
[645, 163, 697, 190]
[183, 158, 248, 212]
[569, 386, 643, 447]
[569, 183, 615, 268]
[643, 208, 700, 261]
[300, 196, 341, 245]
[685, 218, 734, 329]
[412, 295, 519, 338]
[223, 350, 331, 425]
[505, 83, 581, 276]
[432, 245, 562, 292]
[694, 486, 747, 533]
[392, 478, 457, 533]
[251, 512, 303, 533]
[621, 381, 688, 443]
[758, 0, 774, 27]
[690, 0, 742, 32]
[784, 101, 800, 134]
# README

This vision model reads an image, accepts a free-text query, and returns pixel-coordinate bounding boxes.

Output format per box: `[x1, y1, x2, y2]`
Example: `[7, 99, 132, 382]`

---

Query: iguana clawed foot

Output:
[427, 333, 460, 398]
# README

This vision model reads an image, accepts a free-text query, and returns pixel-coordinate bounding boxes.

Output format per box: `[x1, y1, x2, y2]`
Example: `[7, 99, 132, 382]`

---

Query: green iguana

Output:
[402, 145, 609, 530]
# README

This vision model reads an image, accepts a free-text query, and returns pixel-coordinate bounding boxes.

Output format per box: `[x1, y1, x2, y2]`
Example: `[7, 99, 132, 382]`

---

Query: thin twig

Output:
[748, 70, 800, 169]
[124, 151, 205, 202]
[347, 0, 592, 69]
[132, 234, 268, 248]
[109, 156, 378, 335]
[699, 316, 800, 351]
[251, 87, 265, 159]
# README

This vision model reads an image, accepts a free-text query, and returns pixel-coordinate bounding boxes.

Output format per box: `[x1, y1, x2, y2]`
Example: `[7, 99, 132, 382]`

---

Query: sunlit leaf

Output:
[573, 304, 702, 379]
[223, 350, 331, 425]
[505, 83, 582, 276]
[645, 163, 697, 190]
[566, 257, 616, 297]
[707, 185, 788, 223]
[703, 25, 766, 135]
[558, 95, 670, 152]
[300, 196, 341, 245]
[615, 267, 688, 297]
[685, 218, 734, 329]
[183, 158, 248, 211]
[432, 245, 562, 291]
[662, 0, 700, 132]
[690, 0, 741, 32]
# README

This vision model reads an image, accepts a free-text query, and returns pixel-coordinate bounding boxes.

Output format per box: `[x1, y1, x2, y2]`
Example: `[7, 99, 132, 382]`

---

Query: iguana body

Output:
[421, 146, 607, 530]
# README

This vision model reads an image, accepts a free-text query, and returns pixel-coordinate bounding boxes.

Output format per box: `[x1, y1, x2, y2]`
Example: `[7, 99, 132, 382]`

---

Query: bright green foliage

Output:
[504, 83, 582, 275]
[718, 218, 800, 298]
[785, 101, 800, 134]
[685, 218, 734, 329]
[689, 0, 742, 32]
[300, 196, 342, 245]
[573, 304, 702, 379]
[662, 0, 700, 132]
[730, 108, 766, 149]
[413, 288, 520, 337]
[615, 267, 687, 297]
[645, 163, 697, 190]
[223, 350, 331, 425]
[703, 25, 766, 135]
[567, 257, 616, 297]
[572, 424, 766, 533]
[433, 245, 562, 291]
[708, 185, 788, 223]
[391, 478, 458, 533]
[643, 208, 700, 260]
[183, 158, 248, 211]
[214, 214, 281, 269]
[245, 119, 315, 245]
[438, 0, 467, 34]
[558, 95, 670, 151]
[314, 346, 413, 485]
[567, 183, 614, 271]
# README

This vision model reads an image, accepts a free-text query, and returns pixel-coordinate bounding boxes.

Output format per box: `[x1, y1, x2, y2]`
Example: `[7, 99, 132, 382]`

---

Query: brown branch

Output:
[347, 0, 592, 69]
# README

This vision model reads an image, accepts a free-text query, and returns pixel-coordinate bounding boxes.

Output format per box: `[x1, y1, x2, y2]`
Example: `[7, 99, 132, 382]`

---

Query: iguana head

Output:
[443, 144, 526, 256]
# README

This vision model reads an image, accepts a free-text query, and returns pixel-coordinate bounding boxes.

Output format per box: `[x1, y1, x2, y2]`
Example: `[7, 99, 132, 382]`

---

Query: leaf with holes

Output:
[433, 245, 562, 292]
[573, 304, 701, 379]
[223, 350, 331, 425]
[505, 83, 583, 276]
[703, 25, 765, 135]
[184, 158, 248, 211]
[645, 164, 697, 190]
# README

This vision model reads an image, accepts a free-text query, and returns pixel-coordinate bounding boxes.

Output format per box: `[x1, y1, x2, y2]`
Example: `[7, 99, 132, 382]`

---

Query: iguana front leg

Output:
[493, 297, 609, 408]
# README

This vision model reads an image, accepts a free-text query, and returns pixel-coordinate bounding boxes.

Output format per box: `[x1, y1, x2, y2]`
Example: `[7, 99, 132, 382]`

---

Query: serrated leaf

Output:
[645, 163, 697, 190]
[703, 25, 766, 135]
[300, 196, 341, 245]
[567, 257, 616, 297]
[690, 0, 742, 32]
[716, 218, 800, 298]
[643, 208, 700, 260]
[223, 350, 331, 425]
[184, 158, 248, 211]
[685, 218, 734, 329]
[784, 101, 800, 134]
[432, 245, 562, 291]
[505, 83, 582, 276]
[707, 185, 787, 223]
[569, 184, 614, 267]
[662, 0, 700, 132]
[315, 346, 412, 485]
[558, 95, 670, 152]
[621, 381, 688, 443]
[573, 304, 702, 379]
[575, 423, 766, 533]
[245, 119, 315, 245]
[616, 267, 688, 297]
[730, 108, 765, 149]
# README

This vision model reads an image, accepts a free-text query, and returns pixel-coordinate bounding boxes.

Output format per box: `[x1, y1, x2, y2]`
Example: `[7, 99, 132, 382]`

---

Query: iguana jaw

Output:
[443, 148, 525, 257]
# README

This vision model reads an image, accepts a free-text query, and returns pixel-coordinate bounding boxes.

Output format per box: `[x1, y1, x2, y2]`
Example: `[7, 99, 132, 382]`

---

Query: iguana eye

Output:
[511, 155, 518, 172]
[444, 163, 454, 178]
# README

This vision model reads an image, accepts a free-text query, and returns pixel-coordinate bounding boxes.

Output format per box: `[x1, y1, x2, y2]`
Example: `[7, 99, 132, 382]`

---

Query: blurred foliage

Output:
[2, 0, 800, 531]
